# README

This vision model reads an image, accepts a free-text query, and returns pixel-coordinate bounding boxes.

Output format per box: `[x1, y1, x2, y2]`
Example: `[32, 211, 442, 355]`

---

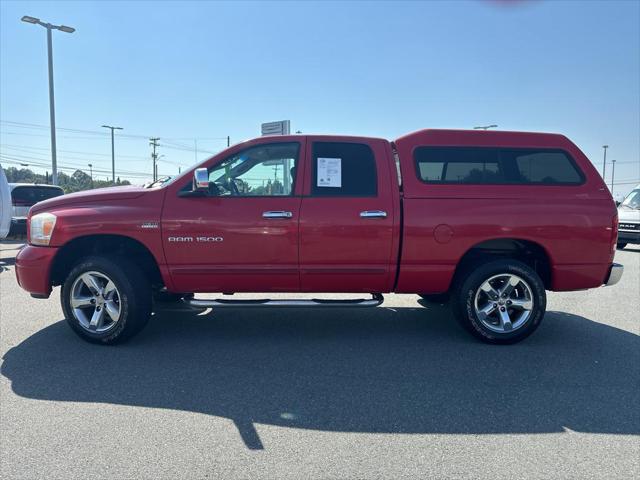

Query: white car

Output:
[617, 184, 640, 249]
[0, 164, 10, 239]
[8, 183, 64, 236]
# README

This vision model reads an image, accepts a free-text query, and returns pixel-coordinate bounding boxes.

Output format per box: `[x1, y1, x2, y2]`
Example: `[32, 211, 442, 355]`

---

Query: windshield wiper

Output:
[145, 176, 172, 188]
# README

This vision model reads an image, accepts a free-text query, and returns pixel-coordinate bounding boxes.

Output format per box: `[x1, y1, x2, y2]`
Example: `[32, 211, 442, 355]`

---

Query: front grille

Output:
[619, 222, 640, 231]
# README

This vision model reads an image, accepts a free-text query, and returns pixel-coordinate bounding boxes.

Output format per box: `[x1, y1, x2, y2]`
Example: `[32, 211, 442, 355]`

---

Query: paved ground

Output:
[1, 240, 638, 479]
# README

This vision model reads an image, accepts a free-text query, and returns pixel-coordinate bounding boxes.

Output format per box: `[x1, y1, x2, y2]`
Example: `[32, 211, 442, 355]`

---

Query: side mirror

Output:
[193, 168, 209, 191]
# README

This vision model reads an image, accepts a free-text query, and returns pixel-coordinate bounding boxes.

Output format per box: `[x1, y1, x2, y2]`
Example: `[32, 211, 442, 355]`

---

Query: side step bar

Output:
[184, 293, 384, 309]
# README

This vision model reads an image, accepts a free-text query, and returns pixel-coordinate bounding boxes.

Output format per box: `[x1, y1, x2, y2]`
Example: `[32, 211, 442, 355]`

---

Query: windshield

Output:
[620, 189, 640, 209]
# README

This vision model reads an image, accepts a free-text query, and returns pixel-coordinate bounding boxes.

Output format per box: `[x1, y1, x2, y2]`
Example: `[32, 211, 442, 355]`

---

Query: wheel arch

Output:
[452, 237, 553, 290]
[50, 234, 166, 289]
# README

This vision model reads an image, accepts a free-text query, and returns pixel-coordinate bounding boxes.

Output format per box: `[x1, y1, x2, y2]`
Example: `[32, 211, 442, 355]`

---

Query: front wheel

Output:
[451, 259, 546, 344]
[61, 255, 152, 345]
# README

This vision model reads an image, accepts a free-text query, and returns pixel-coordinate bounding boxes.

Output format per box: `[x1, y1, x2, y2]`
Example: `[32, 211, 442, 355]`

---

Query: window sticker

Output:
[317, 157, 342, 187]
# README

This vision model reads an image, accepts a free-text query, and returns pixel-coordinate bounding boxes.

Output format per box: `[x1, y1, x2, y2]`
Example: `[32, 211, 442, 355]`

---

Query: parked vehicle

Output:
[15, 129, 623, 345]
[0, 164, 11, 240]
[616, 184, 640, 249]
[8, 183, 64, 235]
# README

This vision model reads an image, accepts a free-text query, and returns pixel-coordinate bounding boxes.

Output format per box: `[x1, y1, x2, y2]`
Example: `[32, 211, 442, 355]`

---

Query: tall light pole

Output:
[474, 124, 498, 130]
[21, 16, 75, 186]
[602, 145, 609, 181]
[101, 125, 123, 183]
[610, 159, 616, 196]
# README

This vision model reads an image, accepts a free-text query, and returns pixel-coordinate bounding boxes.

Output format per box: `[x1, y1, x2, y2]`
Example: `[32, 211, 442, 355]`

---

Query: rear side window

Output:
[311, 142, 377, 196]
[416, 148, 504, 184]
[414, 147, 583, 185]
[505, 150, 583, 184]
[11, 186, 64, 206]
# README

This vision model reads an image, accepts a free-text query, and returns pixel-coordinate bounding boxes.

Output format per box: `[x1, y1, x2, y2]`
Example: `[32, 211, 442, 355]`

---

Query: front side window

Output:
[206, 143, 299, 196]
[311, 142, 377, 197]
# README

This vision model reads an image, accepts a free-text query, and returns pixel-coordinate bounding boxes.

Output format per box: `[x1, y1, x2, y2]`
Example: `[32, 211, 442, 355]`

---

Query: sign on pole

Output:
[261, 120, 291, 136]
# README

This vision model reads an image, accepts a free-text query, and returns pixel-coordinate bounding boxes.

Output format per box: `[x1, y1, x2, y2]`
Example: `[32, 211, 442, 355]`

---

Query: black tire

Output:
[418, 293, 450, 304]
[61, 255, 152, 345]
[451, 259, 546, 344]
[616, 243, 627, 250]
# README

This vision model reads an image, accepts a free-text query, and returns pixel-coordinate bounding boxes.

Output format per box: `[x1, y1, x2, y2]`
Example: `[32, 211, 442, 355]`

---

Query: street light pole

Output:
[102, 125, 123, 183]
[610, 159, 616, 196]
[602, 145, 608, 181]
[45, 26, 58, 186]
[21, 16, 75, 186]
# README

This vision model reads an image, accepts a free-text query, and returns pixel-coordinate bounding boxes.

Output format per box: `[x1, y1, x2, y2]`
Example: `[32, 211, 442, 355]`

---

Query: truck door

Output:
[162, 140, 304, 293]
[299, 138, 397, 292]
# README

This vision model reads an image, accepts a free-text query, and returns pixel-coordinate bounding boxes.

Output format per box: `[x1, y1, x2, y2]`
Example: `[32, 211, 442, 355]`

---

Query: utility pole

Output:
[227, 136, 230, 147]
[21, 16, 75, 185]
[602, 145, 609, 180]
[102, 125, 123, 183]
[149, 137, 160, 181]
[610, 159, 616, 196]
[88, 163, 93, 188]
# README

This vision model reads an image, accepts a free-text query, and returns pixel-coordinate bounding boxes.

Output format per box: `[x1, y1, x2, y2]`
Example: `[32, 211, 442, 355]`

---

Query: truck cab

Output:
[15, 129, 623, 345]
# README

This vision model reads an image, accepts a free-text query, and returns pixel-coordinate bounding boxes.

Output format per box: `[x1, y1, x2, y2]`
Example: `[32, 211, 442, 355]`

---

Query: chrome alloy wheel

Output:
[473, 273, 534, 333]
[70, 271, 122, 333]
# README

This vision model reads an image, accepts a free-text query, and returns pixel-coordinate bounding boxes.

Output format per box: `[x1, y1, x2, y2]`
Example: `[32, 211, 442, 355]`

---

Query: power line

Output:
[1, 143, 150, 160]
[0, 153, 154, 177]
[1, 120, 229, 143]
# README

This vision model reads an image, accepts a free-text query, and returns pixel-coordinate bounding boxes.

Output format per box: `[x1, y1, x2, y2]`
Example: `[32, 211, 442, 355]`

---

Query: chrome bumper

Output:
[604, 263, 624, 286]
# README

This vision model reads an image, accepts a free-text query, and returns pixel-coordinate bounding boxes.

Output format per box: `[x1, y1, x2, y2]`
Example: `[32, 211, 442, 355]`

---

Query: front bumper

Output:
[15, 244, 59, 298]
[604, 263, 624, 287]
[618, 230, 640, 244]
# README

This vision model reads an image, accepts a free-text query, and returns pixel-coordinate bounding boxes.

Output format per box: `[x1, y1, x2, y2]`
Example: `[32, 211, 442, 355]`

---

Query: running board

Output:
[184, 293, 384, 309]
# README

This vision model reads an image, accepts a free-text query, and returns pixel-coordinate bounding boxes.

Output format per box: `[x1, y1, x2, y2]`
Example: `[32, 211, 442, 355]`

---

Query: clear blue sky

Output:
[1, 0, 639, 197]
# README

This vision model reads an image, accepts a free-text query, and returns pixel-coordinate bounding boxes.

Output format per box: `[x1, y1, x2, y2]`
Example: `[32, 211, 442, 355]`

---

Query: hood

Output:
[30, 185, 149, 215]
[618, 206, 640, 223]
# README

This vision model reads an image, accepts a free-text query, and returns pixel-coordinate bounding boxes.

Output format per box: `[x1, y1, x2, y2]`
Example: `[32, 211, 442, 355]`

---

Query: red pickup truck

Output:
[15, 129, 623, 345]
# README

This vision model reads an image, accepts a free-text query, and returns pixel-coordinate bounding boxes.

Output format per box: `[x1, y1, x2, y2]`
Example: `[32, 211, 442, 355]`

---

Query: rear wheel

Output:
[61, 255, 152, 345]
[451, 259, 546, 344]
[617, 243, 627, 250]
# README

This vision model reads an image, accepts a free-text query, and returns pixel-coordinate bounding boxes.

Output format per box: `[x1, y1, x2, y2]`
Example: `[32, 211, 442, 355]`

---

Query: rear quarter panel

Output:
[394, 130, 616, 293]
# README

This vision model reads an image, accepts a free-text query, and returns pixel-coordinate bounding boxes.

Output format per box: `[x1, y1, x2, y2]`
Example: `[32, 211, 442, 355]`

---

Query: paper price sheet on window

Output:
[317, 157, 342, 188]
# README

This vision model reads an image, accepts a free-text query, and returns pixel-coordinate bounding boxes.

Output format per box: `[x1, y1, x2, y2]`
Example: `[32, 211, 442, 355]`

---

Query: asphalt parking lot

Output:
[0, 240, 638, 480]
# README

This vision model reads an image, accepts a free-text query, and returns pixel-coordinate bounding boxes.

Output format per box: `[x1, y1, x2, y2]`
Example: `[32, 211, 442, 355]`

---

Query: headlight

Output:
[30, 212, 57, 246]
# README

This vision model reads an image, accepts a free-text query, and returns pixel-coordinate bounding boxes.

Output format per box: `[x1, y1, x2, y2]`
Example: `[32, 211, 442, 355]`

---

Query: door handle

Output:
[360, 210, 388, 219]
[262, 211, 293, 219]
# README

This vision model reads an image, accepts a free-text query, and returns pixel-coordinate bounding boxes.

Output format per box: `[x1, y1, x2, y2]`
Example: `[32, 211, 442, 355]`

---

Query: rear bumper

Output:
[15, 244, 58, 298]
[617, 231, 640, 244]
[604, 263, 624, 287]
